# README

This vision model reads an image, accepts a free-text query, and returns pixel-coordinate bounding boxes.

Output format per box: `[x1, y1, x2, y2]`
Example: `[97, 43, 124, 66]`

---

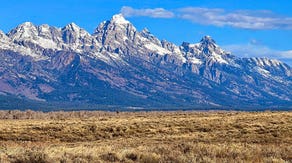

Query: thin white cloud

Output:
[178, 7, 292, 30]
[223, 43, 292, 65]
[223, 42, 292, 63]
[121, 6, 292, 30]
[280, 50, 292, 58]
[223, 43, 292, 59]
[121, 6, 174, 18]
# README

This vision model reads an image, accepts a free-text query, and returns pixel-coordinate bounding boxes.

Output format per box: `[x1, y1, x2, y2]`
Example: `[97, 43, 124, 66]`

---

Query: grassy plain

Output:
[0, 110, 291, 162]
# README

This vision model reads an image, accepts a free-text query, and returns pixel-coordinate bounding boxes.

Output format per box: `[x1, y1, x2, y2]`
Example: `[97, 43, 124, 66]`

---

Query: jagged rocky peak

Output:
[94, 13, 138, 46]
[200, 35, 216, 45]
[161, 39, 181, 53]
[249, 57, 289, 68]
[198, 35, 220, 53]
[0, 30, 8, 39]
[62, 22, 90, 36]
[7, 22, 64, 50]
[141, 28, 150, 35]
[38, 24, 62, 41]
[8, 22, 38, 40]
[61, 22, 92, 45]
[181, 36, 214, 50]
[141, 28, 161, 45]
[62, 22, 81, 32]
[94, 14, 132, 34]
[103, 13, 136, 32]
[0, 30, 12, 49]
[10, 22, 61, 39]
[245, 57, 292, 77]
[141, 28, 154, 38]
[18, 22, 35, 29]
[180, 36, 232, 64]
[181, 42, 190, 49]
[197, 36, 225, 54]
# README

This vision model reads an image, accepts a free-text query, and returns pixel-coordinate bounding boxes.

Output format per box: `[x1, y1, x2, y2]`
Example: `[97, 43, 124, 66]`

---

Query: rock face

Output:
[0, 14, 291, 109]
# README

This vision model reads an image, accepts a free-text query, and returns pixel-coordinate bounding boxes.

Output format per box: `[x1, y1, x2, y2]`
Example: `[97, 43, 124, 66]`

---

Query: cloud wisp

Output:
[224, 43, 292, 65]
[178, 7, 292, 30]
[121, 6, 292, 30]
[121, 6, 174, 18]
[223, 43, 292, 62]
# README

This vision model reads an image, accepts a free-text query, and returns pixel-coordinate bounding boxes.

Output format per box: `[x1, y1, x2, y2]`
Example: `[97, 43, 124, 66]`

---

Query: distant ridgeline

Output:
[0, 14, 291, 110]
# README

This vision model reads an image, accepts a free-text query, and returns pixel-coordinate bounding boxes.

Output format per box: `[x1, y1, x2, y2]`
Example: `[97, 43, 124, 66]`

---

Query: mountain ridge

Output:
[0, 14, 291, 110]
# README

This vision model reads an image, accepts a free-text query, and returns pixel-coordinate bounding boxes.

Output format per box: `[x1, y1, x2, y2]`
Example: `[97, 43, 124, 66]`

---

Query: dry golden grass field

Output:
[0, 110, 291, 162]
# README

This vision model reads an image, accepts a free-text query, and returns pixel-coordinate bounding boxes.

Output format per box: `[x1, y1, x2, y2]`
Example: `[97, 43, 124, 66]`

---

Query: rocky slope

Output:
[0, 14, 291, 109]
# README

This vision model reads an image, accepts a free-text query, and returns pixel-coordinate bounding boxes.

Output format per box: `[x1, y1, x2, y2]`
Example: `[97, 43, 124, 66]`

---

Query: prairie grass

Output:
[0, 111, 291, 162]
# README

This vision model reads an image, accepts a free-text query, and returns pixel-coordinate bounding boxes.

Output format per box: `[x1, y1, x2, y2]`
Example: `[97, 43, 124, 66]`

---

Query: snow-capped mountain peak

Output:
[200, 35, 216, 45]
[94, 13, 138, 47]
[8, 22, 38, 40]
[198, 36, 231, 64]
[6, 22, 63, 51]
[17, 22, 35, 30]
[62, 23, 91, 42]
[62, 22, 81, 32]
[181, 36, 232, 65]
[111, 14, 130, 25]
[199, 35, 220, 52]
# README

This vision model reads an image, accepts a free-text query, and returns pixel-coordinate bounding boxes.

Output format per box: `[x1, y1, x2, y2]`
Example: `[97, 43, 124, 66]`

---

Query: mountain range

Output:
[0, 14, 291, 110]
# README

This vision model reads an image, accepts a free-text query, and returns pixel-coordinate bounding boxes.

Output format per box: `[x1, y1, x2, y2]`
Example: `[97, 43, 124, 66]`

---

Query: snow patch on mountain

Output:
[8, 22, 61, 50]
[210, 52, 229, 64]
[144, 43, 171, 55]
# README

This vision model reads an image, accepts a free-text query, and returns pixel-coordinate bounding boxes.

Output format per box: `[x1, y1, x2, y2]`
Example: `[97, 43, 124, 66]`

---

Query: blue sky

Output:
[1, 0, 292, 65]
